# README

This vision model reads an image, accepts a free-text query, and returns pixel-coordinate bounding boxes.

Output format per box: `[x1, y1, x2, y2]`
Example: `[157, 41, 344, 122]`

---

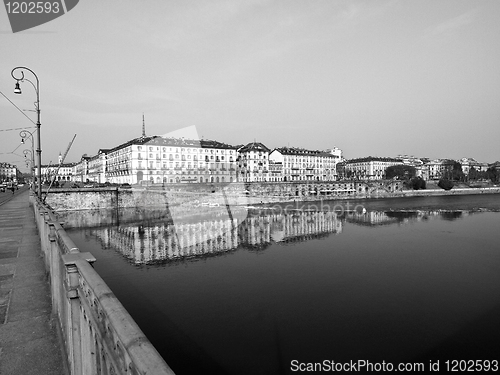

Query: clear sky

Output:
[1, 0, 499, 172]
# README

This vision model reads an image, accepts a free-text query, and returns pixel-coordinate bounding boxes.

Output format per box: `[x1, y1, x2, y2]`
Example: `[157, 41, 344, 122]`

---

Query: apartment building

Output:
[269, 147, 341, 182]
[104, 135, 239, 185]
[237, 142, 270, 182]
[41, 162, 76, 183]
[0, 162, 21, 182]
[342, 157, 403, 180]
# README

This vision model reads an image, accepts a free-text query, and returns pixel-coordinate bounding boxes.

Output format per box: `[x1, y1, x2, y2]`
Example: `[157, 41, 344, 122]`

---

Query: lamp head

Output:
[14, 81, 21, 94]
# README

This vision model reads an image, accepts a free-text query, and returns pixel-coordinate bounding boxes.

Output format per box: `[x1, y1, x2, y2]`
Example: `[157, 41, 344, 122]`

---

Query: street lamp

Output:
[12, 67, 42, 199]
[23, 149, 34, 186]
[20, 130, 35, 189]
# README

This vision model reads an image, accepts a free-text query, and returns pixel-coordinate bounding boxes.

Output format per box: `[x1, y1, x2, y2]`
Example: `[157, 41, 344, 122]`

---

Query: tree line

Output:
[385, 162, 500, 190]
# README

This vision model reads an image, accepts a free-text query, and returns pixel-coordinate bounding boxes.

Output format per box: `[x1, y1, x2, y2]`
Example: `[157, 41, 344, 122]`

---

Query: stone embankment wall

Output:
[44, 181, 500, 211]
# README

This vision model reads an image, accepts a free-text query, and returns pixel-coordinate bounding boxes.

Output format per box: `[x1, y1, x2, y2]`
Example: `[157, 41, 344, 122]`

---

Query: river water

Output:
[67, 194, 500, 374]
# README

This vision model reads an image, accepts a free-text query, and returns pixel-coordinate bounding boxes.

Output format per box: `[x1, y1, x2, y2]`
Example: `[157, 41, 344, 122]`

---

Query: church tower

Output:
[142, 113, 146, 138]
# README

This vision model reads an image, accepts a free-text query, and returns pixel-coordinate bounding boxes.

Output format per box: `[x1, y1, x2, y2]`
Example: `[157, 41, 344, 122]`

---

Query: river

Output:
[66, 194, 500, 374]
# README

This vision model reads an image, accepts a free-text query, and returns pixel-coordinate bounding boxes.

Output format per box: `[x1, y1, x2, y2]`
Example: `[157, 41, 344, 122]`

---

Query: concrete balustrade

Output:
[30, 194, 175, 375]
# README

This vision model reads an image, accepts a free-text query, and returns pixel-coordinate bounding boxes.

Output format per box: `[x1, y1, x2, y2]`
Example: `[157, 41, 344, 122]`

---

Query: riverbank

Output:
[43, 181, 500, 211]
[243, 186, 500, 205]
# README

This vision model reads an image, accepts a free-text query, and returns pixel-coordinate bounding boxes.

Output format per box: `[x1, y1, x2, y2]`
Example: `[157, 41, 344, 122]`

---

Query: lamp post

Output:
[20, 130, 35, 190]
[11, 67, 41, 199]
[23, 149, 34, 186]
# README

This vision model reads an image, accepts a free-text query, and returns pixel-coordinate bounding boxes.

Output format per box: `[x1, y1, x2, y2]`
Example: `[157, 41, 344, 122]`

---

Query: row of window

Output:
[135, 154, 234, 162]
[137, 146, 235, 154]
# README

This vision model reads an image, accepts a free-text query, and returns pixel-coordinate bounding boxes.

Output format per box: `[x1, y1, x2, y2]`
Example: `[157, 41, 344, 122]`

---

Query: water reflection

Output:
[65, 207, 478, 265]
[347, 209, 469, 226]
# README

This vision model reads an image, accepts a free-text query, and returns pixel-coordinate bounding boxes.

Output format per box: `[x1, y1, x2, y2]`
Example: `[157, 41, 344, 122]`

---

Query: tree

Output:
[468, 166, 479, 181]
[486, 167, 500, 183]
[385, 165, 416, 180]
[409, 176, 426, 190]
[438, 178, 454, 190]
[451, 162, 465, 181]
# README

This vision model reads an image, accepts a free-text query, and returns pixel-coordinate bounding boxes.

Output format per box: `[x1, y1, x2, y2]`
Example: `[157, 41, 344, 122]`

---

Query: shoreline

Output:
[240, 186, 500, 206]
[43, 185, 500, 212]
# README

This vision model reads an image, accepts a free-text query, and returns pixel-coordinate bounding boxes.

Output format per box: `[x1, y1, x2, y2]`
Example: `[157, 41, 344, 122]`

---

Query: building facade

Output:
[237, 142, 270, 182]
[342, 157, 403, 180]
[41, 163, 76, 183]
[269, 147, 341, 182]
[104, 136, 239, 185]
[0, 162, 21, 182]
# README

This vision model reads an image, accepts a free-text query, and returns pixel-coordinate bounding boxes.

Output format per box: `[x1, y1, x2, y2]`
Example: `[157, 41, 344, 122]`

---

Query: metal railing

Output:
[31, 194, 175, 375]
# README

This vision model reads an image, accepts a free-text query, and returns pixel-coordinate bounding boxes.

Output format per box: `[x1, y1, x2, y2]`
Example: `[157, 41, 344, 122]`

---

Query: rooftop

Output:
[238, 142, 270, 153]
[273, 147, 341, 158]
[345, 156, 403, 163]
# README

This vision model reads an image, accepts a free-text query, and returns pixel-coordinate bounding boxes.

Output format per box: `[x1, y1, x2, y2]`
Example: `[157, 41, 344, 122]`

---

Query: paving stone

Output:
[0, 315, 54, 346]
[0, 252, 17, 259]
[0, 333, 65, 375]
[0, 264, 15, 277]
[0, 305, 7, 324]
[0, 289, 10, 305]
[11, 258, 47, 278]
[0, 274, 14, 282]
[11, 273, 46, 289]
[8, 284, 52, 318]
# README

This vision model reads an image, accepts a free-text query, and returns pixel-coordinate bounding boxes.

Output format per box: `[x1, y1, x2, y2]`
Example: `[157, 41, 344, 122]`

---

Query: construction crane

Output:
[43, 134, 77, 201]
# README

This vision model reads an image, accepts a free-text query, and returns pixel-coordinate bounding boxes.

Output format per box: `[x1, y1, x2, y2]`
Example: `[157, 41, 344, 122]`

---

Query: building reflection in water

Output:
[72, 208, 470, 265]
[346, 209, 468, 226]
[79, 209, 342, 265]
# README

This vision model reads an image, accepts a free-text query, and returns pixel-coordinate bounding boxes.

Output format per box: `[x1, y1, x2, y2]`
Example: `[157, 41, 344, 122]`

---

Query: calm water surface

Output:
[67, 195, 500, 374]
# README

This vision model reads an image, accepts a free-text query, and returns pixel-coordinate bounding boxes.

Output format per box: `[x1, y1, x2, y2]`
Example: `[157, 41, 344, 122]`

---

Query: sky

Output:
[1, 0, 499, 173]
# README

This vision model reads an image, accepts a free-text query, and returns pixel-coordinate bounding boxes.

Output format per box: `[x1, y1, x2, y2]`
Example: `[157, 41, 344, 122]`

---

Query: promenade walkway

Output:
[0, 189, 67, 374]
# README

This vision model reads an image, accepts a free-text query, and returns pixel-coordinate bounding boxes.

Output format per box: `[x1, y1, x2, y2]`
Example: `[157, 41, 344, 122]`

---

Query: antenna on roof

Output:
[142, 113, 146, 138]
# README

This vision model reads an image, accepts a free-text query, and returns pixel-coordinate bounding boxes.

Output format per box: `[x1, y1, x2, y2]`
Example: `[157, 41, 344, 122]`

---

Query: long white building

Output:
[269, 147, 341, 182]
[104, 136, 239, 185]
[341, 157, 403, 180]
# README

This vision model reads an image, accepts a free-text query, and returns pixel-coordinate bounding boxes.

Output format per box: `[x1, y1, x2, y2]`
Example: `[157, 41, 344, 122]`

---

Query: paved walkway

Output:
[0, 190, 67, 375]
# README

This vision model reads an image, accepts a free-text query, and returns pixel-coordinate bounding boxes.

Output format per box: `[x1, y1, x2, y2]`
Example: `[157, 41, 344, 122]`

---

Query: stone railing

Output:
[31, 194, 175, 375]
